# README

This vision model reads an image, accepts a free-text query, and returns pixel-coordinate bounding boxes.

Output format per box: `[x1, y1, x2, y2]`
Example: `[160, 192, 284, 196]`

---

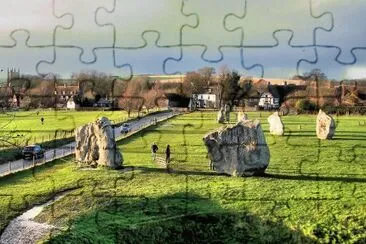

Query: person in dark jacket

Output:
[151, 142, 158, 160]
[165, 145, 171, 164]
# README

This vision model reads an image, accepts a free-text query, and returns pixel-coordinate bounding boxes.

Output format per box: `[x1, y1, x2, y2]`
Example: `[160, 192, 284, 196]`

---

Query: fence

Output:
[0, 143, 74, 177]
[0, 110, 180, 177]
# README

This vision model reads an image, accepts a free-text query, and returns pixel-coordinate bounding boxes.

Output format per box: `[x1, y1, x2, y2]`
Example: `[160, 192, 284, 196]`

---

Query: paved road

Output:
[0, 111, 180, 177]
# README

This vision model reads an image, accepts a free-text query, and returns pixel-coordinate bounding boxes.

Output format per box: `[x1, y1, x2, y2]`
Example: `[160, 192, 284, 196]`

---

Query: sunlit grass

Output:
[0, 112, 365, 243]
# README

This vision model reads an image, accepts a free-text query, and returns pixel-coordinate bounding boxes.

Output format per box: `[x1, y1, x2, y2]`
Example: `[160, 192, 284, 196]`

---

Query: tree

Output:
[293, 69, 327, 82]
[198, 67, 215, 86]
[218, 68, 241, 108]
[120, 79, 145, 117]
[181, 71, 206, 96]
[72, 70, 113, 103]
[143, 81, 166, 112]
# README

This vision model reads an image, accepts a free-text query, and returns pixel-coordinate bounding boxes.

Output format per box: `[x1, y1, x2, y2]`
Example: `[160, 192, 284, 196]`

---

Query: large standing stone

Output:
[203, 120, 270, 176]
[75, 117, 123, 168]
[267, 112, 284, 136]
[316, 109, 335, 139]
[217, 108, 225, 123]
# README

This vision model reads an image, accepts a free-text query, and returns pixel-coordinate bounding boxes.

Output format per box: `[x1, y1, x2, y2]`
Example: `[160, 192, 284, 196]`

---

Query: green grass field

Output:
[0, 112, 365, 243]
[0, 110, 144, 163]
[0, 110, 141, 145]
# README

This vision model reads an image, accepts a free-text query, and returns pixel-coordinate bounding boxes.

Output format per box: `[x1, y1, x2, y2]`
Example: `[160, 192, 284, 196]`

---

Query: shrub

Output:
[295, 99, 317, 113]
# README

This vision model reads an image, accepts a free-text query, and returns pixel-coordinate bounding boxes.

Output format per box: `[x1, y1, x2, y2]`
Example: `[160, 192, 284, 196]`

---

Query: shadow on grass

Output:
[264, 173, 366, 183]
[123, 166, 366, 184]
[46, 192, 315, 243]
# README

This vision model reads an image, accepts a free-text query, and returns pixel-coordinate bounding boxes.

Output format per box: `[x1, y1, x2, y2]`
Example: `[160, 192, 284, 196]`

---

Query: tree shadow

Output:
[46, 192, 315, 243]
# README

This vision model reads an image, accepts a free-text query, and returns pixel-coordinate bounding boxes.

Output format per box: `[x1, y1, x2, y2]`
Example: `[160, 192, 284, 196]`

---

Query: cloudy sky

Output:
[0, 0, 365, 81]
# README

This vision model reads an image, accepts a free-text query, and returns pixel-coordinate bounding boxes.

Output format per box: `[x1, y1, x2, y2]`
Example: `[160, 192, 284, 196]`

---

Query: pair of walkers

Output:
[151, 142, 170, 164]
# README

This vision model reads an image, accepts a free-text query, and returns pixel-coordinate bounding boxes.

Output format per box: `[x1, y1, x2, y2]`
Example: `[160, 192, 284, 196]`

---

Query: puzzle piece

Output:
[0, 0, 70, 46]
[312, 0, 366, 64]
[37, 47, 132, 79]
[115, 32, 181, 75]
[53, 0, 115, 62]
[299, 47, 366, 80]
[0, 30, 53, 77]
[96, 0, 197, 48]
[225, 0, 332, 46]
[241, 31, 317, 78]
[164, 46, 247, 75]
[181, 0, 244, 61]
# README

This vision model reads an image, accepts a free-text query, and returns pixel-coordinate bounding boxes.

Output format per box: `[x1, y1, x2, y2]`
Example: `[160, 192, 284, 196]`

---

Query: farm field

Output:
[0, 112, 366, 243]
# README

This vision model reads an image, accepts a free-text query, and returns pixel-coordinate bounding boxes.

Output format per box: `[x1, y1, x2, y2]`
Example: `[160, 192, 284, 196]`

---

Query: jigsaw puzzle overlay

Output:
[1, 0, 366, 243]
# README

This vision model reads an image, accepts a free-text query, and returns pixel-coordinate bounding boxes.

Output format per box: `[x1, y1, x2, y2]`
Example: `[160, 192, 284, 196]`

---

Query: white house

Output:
[66, 99, 77, 109]
[192, 94, 217, 108]
[258, 92, 280, 109]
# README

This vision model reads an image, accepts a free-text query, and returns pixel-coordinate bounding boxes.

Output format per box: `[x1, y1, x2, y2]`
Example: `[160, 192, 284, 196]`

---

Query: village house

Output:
[54, 82, 79, 108]
[192, 93, 217, 108]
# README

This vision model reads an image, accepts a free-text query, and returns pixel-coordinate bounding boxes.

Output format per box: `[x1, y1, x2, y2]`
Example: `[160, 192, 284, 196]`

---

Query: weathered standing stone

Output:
[217, 108, 225, 123]
[237, 112, 249, 122]
[316, 109, 335, 139]
[224, 104, 230, 122]
[75, 117, 123, 168]
[203, 120, 270, 176]
[267, 112, 284, 136]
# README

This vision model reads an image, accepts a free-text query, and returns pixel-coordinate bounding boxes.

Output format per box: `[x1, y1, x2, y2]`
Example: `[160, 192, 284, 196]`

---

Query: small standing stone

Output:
[316, 109, 336, 140]
[267, 112, 284, 136]
[224, 104, 230, 122]
[217, 107, 225, 123]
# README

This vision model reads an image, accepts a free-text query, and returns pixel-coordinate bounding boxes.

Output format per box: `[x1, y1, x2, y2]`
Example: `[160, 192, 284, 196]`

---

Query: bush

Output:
[295, 99, 317, 113]
[322, 106, 366, 115]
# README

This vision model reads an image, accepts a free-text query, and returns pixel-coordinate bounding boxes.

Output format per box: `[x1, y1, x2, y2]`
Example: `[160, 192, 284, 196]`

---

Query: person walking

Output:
[41, 117, 44, 125]
[151, 142, 158, 161]
[165, 145, 171, 164]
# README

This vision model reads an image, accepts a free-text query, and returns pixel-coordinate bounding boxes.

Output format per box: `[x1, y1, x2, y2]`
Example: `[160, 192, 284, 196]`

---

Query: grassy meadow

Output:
[0, 110, 142, 163]
[0, 110, 141, 145]
[0, 112, 365, 243]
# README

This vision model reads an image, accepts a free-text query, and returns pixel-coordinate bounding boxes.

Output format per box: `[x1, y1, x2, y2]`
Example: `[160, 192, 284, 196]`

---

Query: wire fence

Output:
[0, 110, 180, 177]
